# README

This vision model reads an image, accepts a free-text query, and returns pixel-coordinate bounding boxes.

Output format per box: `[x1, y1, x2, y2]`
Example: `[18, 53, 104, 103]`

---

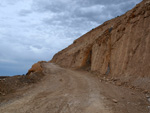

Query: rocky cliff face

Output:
[51, 0, 150, 78]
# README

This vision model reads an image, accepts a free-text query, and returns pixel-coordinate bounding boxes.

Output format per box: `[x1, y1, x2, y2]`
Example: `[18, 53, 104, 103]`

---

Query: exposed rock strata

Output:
[51, 0, 150, 78]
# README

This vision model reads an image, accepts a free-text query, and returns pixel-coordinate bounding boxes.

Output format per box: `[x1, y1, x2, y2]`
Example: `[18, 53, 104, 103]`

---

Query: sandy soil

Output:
[0, 63, 149, 113]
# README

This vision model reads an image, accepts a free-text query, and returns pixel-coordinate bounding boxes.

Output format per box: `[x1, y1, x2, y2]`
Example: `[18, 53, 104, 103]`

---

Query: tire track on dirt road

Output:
[0, 63, 112, 113]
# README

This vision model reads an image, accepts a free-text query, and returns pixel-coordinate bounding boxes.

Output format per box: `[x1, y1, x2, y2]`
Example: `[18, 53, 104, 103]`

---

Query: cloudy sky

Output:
[0, 0, 142, 76]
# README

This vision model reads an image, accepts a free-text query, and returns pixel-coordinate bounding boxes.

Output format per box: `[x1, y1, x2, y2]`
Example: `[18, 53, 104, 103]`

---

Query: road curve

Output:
[0, 63, 112, 113]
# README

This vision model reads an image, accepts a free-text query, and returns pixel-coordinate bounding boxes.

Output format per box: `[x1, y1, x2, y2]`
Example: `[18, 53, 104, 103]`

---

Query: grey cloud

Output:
[32, 0, 70, 13]
[88, 0, 126, 5]
[19, 20, 27, 23]
[40, 0, 142, 44]
[104, 1, 139, 17]
[32, 45, 42, 49]
[2, 0, 20, 5]
[38, 0, 142, 27]
[32, 0, 134, 13]
[18, 10, 32, 16]
[74, 0, 125, 7]
[74, 6, 107, 23]
[119, 2, 137, 12]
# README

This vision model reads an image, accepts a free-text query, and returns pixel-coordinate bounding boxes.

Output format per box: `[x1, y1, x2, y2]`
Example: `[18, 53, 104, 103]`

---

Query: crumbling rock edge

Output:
[0, 61, 47, 98]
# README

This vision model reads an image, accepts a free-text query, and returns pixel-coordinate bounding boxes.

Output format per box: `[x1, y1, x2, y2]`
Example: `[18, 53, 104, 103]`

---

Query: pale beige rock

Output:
[112, 99, 118, 103]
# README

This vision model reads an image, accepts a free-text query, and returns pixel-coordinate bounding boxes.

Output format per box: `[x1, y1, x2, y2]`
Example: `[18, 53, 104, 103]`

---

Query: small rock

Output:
[122, 97, 125, 99]
[143, 90, 148, 94]
[2, 93, 5, 96]
[59, 79, 63, 82]
[146, 94, 150, 98]
[113, 78, 118, 81]
[148, 106, 150, 112]
[148, 98, 150, 102]
[112, 99, 118, 103]
[116, 82, 122, 86]
[131, 92, 135, 95]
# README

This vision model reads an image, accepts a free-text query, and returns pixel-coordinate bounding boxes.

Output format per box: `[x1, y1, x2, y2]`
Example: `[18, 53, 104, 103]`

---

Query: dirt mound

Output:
[50, 0, 150, 92]
[0, 61, 46, 98]
[27, 61, 46, 75]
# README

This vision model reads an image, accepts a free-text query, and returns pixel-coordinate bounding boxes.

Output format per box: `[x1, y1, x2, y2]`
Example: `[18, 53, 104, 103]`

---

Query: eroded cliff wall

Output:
[51, 0, 150, 77]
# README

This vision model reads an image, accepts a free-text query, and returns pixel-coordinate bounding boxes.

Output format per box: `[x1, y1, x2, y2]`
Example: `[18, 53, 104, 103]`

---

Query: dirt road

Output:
[0, 63, 149, 113]
[0, 63, 112, 113]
